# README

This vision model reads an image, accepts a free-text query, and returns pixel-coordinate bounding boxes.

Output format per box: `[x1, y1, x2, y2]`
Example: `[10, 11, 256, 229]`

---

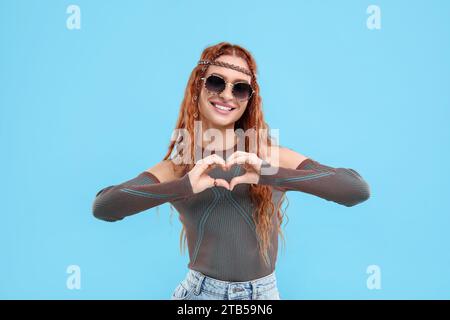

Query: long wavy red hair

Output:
[162, 42, 289, 266]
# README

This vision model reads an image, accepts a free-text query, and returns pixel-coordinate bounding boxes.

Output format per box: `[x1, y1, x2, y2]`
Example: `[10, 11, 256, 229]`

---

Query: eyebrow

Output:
[210, 72, 250, 84]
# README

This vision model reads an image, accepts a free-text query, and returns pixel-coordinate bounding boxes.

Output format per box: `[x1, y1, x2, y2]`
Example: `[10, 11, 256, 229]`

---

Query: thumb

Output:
[229, 175, 245, 191]
[213, 178, 230, 190]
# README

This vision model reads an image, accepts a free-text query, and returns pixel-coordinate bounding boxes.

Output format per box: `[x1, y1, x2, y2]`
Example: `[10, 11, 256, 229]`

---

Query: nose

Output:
[219, 83, 234, 101]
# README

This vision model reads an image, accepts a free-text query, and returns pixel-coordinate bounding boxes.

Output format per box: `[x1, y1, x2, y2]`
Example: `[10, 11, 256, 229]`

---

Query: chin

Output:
[209, 116, 236, 127]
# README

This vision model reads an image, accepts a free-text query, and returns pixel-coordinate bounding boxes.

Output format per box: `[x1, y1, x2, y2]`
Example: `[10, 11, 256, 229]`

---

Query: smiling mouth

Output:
[209, 101, 237, 113]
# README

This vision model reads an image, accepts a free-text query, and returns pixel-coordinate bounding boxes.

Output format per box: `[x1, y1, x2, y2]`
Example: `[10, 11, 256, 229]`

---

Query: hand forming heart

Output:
[187, 151, 265, 193]
[225, 151, 264, 191]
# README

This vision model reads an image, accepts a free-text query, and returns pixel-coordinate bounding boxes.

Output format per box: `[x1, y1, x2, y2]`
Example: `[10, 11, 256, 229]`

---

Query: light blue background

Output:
[1, 0, 449, 299]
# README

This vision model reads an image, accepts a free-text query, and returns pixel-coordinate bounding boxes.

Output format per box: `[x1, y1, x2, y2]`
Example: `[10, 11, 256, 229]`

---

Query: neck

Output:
[195, 117, 237, 151]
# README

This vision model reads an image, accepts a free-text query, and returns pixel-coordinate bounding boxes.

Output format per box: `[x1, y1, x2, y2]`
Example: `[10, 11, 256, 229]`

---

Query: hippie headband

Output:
[198, 59, 255, 79]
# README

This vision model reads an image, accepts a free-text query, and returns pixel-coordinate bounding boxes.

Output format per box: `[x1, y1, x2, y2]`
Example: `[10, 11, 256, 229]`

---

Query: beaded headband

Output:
[198, 59, 255, 79]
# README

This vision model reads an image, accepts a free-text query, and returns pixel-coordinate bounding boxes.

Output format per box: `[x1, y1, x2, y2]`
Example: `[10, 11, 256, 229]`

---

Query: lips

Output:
[209, 100, 237, 114]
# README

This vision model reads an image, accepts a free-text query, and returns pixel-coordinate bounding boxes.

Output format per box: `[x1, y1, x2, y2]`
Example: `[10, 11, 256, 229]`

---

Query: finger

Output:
[227, 155, 252, 167]
[206, 154, 226, 166]
[192, 160, 209, 176]
[213, 178, 230, 190]
[197, 154, 226, 173]
[229, 154, 262, 171]
[225, 151, 247, 163]
[229, 175, 247, 191]
[206, 154, 227, 173]
[203, 153, 230, 171]
[204, 163, 225, 175]
[226, 154, 249, 168]
[227, 152, 261, 167]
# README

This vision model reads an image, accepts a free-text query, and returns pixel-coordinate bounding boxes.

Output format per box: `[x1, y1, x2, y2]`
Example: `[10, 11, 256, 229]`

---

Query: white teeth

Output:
[212, 103, 232, 111]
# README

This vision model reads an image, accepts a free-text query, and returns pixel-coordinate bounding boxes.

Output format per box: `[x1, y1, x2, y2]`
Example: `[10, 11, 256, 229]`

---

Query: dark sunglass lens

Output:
[205, 75, 225, 93]
[233, 83, 252, 100]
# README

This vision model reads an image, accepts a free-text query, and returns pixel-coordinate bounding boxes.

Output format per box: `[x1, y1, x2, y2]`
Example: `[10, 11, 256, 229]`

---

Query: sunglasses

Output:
[200, 74, 254, 102]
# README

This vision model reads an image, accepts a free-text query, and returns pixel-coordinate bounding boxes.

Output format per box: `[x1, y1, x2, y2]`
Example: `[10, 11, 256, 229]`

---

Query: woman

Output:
[91, 42, 371, 300]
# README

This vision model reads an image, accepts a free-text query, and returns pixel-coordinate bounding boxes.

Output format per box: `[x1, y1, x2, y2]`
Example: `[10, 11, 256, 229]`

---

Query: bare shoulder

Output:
[272, 145, 309, 169]
[145, 159, 184, 183]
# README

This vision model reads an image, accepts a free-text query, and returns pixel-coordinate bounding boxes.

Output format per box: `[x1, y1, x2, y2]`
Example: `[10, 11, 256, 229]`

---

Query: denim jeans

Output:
[170, 268, 281, 300]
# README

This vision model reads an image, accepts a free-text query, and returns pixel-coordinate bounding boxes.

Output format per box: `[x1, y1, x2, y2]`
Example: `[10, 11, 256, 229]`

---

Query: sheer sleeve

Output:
[257, 158, 370, 207]
[92, 171, 194, 222]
